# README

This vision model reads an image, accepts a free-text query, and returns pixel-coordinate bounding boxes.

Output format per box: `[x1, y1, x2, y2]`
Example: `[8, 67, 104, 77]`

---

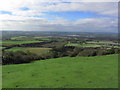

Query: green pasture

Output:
[1, 41, 43, 46]
[34, 36, 50, 41]
[6, 47, 51, 55]
[0, 47, 5, 49]
[10, 36, 35, 41]
[34, 36, 45, 39]
[66, 43, 103, 47]
[66, 43, 119, 48]
[2, 54, 118, 88]
[87, 41, 118, 45]
[11, 36, 26, 40]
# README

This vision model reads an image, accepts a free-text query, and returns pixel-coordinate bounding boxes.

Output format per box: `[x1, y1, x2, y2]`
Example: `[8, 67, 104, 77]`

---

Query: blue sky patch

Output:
[0, 11, 12, 15]
[42, 11, 116, 21]
[20, 7, 30, 11]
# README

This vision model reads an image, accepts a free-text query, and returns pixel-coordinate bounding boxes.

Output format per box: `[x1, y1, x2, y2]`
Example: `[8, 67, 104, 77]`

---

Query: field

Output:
[1, 40, 43, 46]
[66, 43, 104, 47]
[11, 36, 34, 41]
[87, 41, 118, 45]
[0, 47, 5, 49]
[1, 41, 42, 44]
[10, 36, 50, 41]
[6, 47, 51, 55]
[66, 42, 119, 48]
[34, 36, 50, 40]
[2, 54, 118, 88]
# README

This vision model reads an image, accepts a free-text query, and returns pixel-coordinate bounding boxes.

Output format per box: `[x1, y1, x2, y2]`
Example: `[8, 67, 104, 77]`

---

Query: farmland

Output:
[2, 31, 119, 88]
[2, 54, 118, 88]
[1, 1, 119, 89]
[1, 40, 42, 45]
[6, 47, 51, 55]
[66, 40, 119, 48]
[66, 43, 103, 47]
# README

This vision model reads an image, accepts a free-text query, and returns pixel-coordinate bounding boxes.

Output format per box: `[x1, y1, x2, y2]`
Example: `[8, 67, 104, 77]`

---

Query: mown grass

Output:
[6, 47, 51, 55]
[2, 54, 118, 88]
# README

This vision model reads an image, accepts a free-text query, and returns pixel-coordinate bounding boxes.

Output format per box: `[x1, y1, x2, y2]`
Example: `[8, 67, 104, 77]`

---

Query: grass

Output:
[10, 36, 50, 41]
[1, 41, 42, 44]
[0, 46, 5, 49]
[34, 36, 50, 41]
[66, 43, 103, 47]
[0, 66, 1, 89]
[87, 41, 118, 45]
[10, 36, 35, 41]
[41, 38, 50, 41]
[6, 47, 51, 55]
[66, 43, 119, 48]
[11, 36, 27, 40]
[2, 54, 118, 88]
[1, 40, 43, 46]
[34, 36, 45, 39]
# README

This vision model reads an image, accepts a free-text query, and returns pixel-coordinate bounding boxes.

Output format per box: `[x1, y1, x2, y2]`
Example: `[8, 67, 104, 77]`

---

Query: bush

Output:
[69, 47, 83, 57]
[50, 44, 67, 58]
[2, 51, 39, 65]
[77, 49, 97, 57]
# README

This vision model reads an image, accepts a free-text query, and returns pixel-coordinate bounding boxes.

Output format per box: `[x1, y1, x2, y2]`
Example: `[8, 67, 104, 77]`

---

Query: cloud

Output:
[0, 1, 118, 16]
[0, 0, 118, 32]
[1, 14, 117, 32]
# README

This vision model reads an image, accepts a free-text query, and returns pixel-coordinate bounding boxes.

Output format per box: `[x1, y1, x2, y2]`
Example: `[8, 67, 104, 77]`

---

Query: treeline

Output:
[2, 51, 39, 65]
[49, 46, 119, 57]
[2, 46, 119, 65]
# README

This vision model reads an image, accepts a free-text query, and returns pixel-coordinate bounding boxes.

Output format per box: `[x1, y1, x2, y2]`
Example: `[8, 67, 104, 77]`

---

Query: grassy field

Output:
[0, 66, 1, 89]
[34, 36, 50, 41]
[6, 47, 51, 55]
[66, 43, 119, 48]
[1, 41, 42, 44]
[66, 43, 103, 47]
[34, 36, 45, 39]
[11, 36, 35, 41]
[1, 40, 43, 46]
[2, 54, 118, 88]
[0, 46, 5, 49]
[86, 41, 118, 45]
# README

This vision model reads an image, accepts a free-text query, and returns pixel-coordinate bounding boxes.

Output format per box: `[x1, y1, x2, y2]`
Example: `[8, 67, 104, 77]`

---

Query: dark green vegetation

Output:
[2, 51, 38, 65]
[3, 54, 118, 88]
[2, 43, 119, 65]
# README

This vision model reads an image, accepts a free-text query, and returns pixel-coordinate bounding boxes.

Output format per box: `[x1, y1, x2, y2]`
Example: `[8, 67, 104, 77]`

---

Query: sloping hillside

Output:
[2, 54, 118, 88]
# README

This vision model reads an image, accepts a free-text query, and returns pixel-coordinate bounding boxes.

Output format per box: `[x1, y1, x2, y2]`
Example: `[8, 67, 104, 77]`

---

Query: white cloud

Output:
[1, 15, 117, 32]
[0, 0, 118, 32]
[0, 0, 118, 16]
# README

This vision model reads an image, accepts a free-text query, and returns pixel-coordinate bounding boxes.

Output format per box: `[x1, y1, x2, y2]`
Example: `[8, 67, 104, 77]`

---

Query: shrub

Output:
[77, 49, 97, 57]
[2, 51, 39, 65]
[69, 47, 83, 57]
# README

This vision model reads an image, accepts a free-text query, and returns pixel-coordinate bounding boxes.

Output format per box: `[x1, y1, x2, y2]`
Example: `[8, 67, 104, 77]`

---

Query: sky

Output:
[0, 0, 119, 32]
